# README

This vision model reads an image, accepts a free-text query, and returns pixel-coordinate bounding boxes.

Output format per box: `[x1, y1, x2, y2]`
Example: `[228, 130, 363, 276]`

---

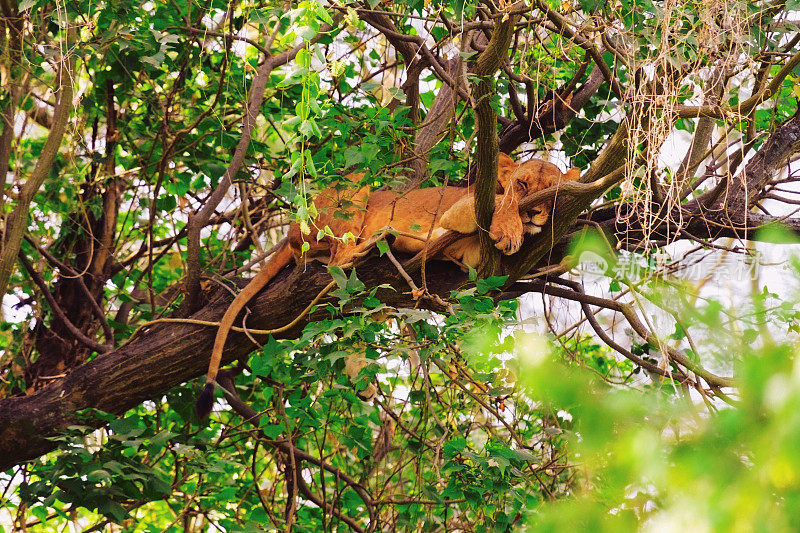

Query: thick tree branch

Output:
[0, 257, 471, 471]
[675, 66, 726, 192]
[0, 0, 23, 216]
[581, 106, 800, 252]
[0, 24, 74, 302]
[405, 57, 464, 187]
[719, 105, 800, 216]
[473, 2, 521, 276]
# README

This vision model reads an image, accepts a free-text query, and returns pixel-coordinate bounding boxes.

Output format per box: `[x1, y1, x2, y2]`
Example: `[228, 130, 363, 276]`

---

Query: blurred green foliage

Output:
[2, 0, 800, 529]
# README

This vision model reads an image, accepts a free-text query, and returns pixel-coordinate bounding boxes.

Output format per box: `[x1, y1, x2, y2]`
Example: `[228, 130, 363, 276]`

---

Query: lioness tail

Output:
[196, 239, 293, 418]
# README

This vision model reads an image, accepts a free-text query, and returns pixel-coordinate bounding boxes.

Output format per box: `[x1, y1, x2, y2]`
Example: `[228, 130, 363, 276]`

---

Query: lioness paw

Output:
[489, 216, 523, 255]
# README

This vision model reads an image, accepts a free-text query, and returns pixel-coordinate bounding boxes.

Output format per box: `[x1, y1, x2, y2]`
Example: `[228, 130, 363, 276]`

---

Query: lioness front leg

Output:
[488, 194, 523, 255]
[440, 193, 524, 255]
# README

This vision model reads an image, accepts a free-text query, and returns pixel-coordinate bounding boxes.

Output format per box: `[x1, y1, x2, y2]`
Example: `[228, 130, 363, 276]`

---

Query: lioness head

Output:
[497, 153, 581, 235]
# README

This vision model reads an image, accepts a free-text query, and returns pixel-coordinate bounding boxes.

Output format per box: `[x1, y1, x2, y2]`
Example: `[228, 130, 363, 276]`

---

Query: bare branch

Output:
[0, 24, 75, 302]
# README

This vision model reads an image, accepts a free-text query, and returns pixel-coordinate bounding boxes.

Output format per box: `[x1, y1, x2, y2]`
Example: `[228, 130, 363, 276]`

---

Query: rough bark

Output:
[0, 0, 23, 216]
[472, 4, 520, 277]
[405, 58, 463, 187]
[0, 256, 470, 471]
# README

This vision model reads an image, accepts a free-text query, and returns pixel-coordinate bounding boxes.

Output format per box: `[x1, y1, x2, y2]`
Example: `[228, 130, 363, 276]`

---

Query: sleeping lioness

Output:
[196, 153, 580, 417]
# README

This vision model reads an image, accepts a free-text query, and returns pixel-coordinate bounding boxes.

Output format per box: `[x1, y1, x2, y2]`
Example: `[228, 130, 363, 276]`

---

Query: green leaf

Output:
[443, 436, 467, 457]
[310, 2, 334, 24]
[263, 336, 284, 359]
[141, 51, 166, 68]
[361, 143, 379, 161]
[346, 268, 365, 293]
[344, 146, 364, 166]
[363, 296, 380, 308]
[260, 423, 285, 439]
[476, 275, 508, 294]
[296, 47, 311, 68]
[328, 265, 348, 289]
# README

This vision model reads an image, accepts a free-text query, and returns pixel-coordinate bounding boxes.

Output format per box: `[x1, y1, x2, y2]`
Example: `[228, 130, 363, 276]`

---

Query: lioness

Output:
[196, 153, 579, 417]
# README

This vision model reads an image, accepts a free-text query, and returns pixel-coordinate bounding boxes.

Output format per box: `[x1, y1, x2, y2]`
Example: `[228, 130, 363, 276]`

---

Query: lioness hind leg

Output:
[439, 195, 478, 234]
[444, 235, 481, 270]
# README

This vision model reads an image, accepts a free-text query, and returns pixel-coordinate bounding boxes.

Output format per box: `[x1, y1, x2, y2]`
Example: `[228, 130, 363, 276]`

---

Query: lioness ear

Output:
[498, 152, 515, 167]
[564, 167, 581, 182]
[497, 153, 517, 191]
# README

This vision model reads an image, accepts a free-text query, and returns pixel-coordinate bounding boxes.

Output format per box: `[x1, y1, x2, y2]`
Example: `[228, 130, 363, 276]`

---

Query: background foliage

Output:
[2, 0, 800, 530]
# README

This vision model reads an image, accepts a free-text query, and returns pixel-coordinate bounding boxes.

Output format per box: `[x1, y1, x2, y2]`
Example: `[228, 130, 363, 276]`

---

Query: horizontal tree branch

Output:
[0, 255, 471, 471]
[5, 187, 800, 470]
[4, 102, 800, 470]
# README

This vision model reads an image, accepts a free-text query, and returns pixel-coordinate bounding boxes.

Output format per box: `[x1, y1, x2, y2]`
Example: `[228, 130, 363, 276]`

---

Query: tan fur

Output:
[494, 152, 582, 238]
[202, 239, 293, 400]
[198, 154, 579, 413]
